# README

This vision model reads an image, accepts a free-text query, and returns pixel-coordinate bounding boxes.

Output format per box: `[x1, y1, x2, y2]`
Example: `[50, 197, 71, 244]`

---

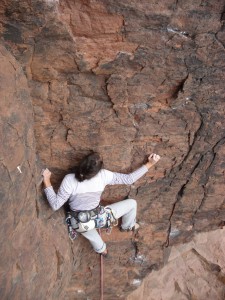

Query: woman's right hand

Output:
[42, 168, 52, 187]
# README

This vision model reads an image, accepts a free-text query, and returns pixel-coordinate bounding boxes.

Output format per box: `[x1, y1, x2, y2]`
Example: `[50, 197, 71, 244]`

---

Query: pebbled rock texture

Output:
[0, 0, 225, 299]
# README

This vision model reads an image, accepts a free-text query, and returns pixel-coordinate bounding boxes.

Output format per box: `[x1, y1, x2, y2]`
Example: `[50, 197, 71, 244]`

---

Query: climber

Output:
[42, 152, 161, 257]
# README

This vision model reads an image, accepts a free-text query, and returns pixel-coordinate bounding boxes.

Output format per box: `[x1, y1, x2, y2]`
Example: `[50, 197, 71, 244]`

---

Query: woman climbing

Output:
[42, 152, 161, 257]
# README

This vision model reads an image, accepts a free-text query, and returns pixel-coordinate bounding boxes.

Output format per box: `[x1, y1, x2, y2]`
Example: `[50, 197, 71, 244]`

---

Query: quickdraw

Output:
[104, 206, 118, 235]
[65, 213, 78, 241]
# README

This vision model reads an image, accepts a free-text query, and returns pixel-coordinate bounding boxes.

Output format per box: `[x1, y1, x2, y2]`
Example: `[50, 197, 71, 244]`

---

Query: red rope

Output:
[100, 251, 104, 300]
[98, 228, 104, 300]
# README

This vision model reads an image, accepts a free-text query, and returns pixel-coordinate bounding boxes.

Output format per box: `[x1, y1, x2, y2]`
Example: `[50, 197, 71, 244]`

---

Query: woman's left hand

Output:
[145, 153, 161, 169]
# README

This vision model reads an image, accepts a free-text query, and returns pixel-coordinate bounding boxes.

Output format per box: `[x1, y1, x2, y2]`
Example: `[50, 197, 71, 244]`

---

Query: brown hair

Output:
[75, 152, 103, 182]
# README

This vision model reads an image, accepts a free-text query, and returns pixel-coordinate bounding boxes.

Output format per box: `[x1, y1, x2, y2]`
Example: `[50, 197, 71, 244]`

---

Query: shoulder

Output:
[64, 173, 76, 179]
[99, 169, 113, 176]
[63, 173, 77, 184]
[98, 169, 114, 184]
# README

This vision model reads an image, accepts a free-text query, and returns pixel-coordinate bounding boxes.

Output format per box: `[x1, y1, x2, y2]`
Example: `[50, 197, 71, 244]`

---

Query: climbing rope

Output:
[100, 251, 104, 300]
[98, 228, 104, 300]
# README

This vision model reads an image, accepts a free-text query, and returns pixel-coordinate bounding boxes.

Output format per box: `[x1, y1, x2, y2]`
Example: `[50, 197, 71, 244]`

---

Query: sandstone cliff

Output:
[127, 228, 225, 300]
[1, 0, 225, 299]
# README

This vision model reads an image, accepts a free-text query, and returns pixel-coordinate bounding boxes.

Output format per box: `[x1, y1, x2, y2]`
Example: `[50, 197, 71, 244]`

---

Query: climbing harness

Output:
[68, 205, 118, 233]
[65, 205, 117, 240]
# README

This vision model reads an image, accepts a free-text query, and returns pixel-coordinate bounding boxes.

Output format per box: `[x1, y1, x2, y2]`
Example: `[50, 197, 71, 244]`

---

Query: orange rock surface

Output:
[1, 0, 225, 299]
[127, 228, 225, 300]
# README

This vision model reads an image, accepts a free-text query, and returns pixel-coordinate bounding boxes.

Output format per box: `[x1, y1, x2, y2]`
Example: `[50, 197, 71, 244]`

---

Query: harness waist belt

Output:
[71, 205, 101, 219]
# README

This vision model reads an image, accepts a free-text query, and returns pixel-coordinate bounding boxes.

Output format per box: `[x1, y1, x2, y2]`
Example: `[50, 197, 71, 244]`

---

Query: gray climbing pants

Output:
[81, 199, 137, 253]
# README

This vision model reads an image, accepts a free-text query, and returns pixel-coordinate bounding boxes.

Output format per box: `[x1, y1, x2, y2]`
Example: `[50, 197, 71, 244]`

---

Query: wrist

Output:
[145, 162, 153, 169]
[43, 178, 52, 188]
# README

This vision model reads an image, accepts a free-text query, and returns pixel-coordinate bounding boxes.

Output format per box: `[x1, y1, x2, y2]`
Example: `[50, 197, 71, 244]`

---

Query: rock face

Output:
[0, 43, 73, 300]
[127, 228, 225, 300]
[1, 0, 225, 299]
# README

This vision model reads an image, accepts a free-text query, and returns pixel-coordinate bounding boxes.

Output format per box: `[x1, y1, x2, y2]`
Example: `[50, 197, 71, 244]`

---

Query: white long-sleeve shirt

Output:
[44, 165, 148, 211]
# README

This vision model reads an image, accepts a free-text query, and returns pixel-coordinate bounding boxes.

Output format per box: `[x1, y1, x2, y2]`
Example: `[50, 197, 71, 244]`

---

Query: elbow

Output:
[127, 175, 135, 185]
[127, 180, 135, 185]
[50, 204, 59, 211]
[123, 175, 135, 185]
